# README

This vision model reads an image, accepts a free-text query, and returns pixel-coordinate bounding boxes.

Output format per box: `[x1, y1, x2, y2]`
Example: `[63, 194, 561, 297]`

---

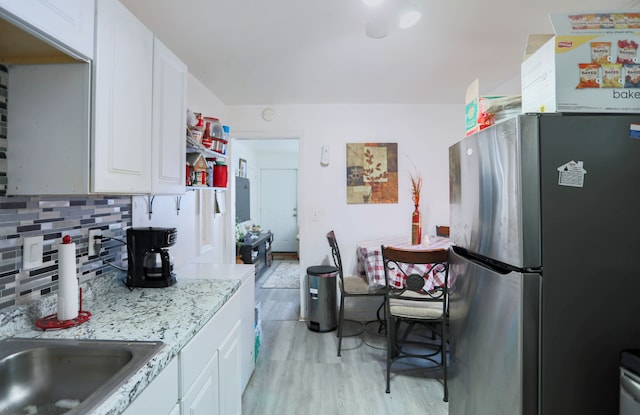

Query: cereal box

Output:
[521, 12, 640, 113]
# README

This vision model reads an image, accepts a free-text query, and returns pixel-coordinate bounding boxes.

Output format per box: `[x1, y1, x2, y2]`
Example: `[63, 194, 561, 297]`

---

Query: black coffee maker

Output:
[127, 227, 177, 288]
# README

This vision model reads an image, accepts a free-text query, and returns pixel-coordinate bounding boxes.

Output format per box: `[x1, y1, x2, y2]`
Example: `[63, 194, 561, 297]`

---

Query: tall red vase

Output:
[411, 205, 422, 245]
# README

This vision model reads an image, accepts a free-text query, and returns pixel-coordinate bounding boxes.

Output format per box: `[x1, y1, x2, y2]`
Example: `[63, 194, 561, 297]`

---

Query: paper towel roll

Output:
[57, 241, 78, 321]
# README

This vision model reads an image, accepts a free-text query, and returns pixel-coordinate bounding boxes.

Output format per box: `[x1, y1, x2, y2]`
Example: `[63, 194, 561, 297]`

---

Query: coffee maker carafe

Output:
[127, 227, 177, 288]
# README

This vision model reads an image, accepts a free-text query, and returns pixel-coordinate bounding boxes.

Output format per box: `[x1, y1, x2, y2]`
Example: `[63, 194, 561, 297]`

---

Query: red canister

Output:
[213, 162, 228, 188]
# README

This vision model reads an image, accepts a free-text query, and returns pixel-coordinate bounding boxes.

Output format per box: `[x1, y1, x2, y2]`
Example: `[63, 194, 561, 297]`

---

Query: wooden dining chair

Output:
[381, 245, 450, 401]
[326, 230, 387, 356]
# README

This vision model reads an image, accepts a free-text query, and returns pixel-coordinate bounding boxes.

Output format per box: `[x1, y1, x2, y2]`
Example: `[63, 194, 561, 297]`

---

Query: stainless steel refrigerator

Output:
[448, 113, 640, 415]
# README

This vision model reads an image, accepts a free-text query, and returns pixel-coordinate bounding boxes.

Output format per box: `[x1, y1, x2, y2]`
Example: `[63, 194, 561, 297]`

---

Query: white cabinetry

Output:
[4, 0, 187, 196]
[179, 282, 246, 415]
[181, 349, 220, 415]
[122, 358, 179, 415]
[0, 0, 95, 59]
[218, 321, 242, 415]
[116, 267, 255, 415]
[177, 263, 256, 391]
[92, 0, 153, 194]
[152, 38, 187, 194]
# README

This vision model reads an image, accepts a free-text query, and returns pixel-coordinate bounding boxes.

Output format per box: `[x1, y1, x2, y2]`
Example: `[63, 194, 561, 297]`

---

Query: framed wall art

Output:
[238, 158, 247, 178]
[346, 142, 398, 204]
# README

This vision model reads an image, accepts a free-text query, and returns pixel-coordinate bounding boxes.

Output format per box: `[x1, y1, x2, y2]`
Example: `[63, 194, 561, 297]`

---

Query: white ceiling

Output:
[121, 0, 640, 106]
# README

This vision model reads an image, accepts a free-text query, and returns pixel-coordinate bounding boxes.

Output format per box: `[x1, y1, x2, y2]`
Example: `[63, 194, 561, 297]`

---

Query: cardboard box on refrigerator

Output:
[465, 79, 506, 136]
[465, 79, 521, 136]
[521, 12, 640, 113]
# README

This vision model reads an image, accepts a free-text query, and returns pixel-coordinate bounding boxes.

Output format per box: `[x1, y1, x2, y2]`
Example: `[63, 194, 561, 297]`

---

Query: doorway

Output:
[233, 135, 303, 320]
[261, 168, 298, 252]
[233, 137, 299, 255]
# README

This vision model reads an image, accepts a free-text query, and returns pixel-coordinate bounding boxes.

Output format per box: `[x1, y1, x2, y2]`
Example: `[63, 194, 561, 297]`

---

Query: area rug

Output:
[261, 260, 300, 289]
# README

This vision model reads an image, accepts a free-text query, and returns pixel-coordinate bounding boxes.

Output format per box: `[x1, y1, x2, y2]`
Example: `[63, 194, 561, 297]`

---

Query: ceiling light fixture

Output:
[364, 0, 422, 38]
[397, 0, 421, 29]
[362, 0, 384, 7]
[366, 15, 388, 38]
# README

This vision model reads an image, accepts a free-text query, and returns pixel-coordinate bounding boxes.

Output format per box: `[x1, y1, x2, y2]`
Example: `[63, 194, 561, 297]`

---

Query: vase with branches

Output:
[410, 172, 423, 245]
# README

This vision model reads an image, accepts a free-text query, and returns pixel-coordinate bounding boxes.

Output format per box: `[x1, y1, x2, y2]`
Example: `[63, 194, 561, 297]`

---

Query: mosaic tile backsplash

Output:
[0, 64, 132, 311]
[0, 196, 131, 310]
[1, 64, 7, 195]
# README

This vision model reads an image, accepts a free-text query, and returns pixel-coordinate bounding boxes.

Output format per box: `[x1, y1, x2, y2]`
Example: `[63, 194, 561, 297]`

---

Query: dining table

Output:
[356, 235, 451, 291]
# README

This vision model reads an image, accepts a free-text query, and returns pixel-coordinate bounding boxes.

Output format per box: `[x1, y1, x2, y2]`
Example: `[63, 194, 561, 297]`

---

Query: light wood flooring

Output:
[241, 261, 450, 415]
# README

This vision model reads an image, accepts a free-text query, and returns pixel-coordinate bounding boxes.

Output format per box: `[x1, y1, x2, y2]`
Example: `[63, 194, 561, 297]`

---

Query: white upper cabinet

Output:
[151, 38, 187, 195]
[92, 0, 153, 194]
[6, 0, 187, 196]
[0, 0, 95, 59]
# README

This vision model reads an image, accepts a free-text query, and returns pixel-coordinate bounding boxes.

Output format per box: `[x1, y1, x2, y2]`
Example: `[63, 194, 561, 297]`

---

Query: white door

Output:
[261, 169, 298, 252]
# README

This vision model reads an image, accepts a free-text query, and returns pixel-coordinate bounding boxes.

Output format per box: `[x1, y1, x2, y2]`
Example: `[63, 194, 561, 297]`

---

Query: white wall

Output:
[133, 79, 467, 319]
[228, 103, 464, 317]
[132, 73, 232, 268]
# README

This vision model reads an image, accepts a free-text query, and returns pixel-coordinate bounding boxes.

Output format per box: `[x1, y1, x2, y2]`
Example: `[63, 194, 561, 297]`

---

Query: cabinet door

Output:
[93, 0, 153, 193]
[182, 350, 220, 415]
[0, 0, 94, 59]
[122, 358, 179, 415]
[151, 38, 187, 195]
[219, 321, 242, 415]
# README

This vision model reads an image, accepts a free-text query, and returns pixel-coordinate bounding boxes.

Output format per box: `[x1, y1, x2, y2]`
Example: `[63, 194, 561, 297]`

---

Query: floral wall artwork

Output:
[346, 142, 398, 204]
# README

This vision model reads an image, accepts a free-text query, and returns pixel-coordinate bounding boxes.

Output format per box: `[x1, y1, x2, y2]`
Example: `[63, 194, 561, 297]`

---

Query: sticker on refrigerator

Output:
[557, 161, 586, 188]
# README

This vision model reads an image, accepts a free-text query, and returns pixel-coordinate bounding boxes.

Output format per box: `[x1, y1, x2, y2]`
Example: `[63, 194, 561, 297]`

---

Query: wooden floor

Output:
[241, 262, 450, 415]
[272, 252, 299, 261]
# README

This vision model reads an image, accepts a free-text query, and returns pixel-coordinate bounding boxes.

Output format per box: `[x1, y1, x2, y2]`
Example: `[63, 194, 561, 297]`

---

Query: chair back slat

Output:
[326, 230, 344, 283]
[382, 245, 449, 305]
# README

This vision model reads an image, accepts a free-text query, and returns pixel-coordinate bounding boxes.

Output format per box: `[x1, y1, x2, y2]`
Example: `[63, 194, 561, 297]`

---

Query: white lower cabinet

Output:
[123, 275, 252, 415]
[179, 299, 243, 415]
[218, 321, 242, 415]
[122, 358, 179, 415]
[181, 350, 220, 415]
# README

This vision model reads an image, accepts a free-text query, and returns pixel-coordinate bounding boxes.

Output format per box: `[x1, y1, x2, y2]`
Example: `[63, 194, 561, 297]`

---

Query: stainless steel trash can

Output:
[307, 265, 337, 332]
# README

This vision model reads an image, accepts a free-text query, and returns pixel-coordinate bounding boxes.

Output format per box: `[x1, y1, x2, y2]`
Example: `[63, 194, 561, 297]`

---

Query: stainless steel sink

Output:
[0, 337, 163, 415]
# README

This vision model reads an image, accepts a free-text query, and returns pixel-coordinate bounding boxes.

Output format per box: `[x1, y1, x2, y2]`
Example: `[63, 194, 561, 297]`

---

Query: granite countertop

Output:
[0, 271, 242, 415]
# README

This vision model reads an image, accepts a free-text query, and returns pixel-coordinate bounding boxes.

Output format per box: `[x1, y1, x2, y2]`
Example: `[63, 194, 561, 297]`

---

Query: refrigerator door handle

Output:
[621, 369, 640, 402]
[452, 245, 541, 275]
